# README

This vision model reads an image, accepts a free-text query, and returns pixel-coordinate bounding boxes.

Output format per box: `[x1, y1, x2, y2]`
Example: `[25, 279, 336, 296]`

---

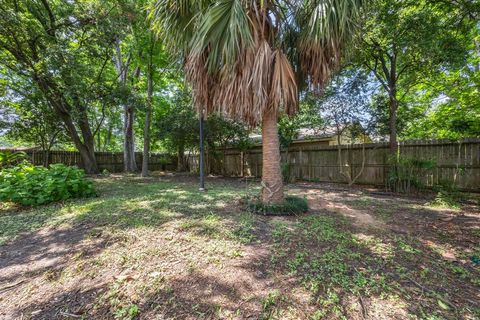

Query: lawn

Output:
[0, 174, 479, 320]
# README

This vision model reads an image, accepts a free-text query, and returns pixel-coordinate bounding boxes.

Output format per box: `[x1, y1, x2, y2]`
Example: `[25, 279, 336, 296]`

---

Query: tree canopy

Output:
[0, 0, 478, 178]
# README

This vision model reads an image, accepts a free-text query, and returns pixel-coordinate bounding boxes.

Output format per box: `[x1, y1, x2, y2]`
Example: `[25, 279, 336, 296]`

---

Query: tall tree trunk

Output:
[114, 38, 137, 173]
[261, 111, 284, 204]
[141, 62, 153, 177]
[123, 105, 137, 172]
[389, 93, 398, 154]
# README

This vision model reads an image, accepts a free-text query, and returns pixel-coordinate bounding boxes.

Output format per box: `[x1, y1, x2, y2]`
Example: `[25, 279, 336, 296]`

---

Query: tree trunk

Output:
[104, 123, 113, 151]
[35, 75, 99, 174]
[261, 111, 284, 204]
[43, 150, 50, 167]
[389, 94, 398, 154]
[113, 38, 137, 173]
[123, 105, 137, 172]
[177, 145, 185, 172]
[141, 63, 153, 177]
[77, 144, 98, 174]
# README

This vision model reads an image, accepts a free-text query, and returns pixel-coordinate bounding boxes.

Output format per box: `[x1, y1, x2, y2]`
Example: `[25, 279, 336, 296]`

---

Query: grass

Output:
[0, 175, 479, 320]
[0, 177, 243, 245]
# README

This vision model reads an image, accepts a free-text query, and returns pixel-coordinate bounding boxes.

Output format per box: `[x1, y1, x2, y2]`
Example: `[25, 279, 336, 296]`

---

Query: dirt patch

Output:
[290, 187, 386, 229]
[0, 176, 478, 319]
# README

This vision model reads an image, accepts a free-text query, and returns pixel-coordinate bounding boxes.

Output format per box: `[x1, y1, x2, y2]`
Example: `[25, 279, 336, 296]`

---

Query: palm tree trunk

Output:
[261, 111, 284, 204]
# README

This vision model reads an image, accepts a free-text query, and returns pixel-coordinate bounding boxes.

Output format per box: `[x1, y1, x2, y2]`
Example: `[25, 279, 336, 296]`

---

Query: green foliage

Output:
[114, 304, 139, 320]
[231, 213, 256, 244]
[428, 190, 462, 209]
[281, 162, 292, 183]
[353, 0, 476, 140]
[0, 151, 26, 169]
[0, 163, 96, 206]
[248, 196, 308, 216]
[387, 156, 437, 193]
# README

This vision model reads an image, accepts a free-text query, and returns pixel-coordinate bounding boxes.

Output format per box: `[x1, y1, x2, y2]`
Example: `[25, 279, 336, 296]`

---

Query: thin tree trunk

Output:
[177, 145, 185, 172]
[123, 105, 137, 172]
[223, 143, 228, 176]
[114, 38, 137, 172]
[104, 123, 113, 151]
[389, 94, 398, 154]
[43, 150, 49, 167]
[261, 111, 284, 204]
[141, 60, 154, 177]
[96, 129, 102, 152]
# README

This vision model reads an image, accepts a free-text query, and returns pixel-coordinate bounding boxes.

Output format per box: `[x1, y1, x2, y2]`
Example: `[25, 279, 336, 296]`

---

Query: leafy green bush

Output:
[281, 162, 293, 183]
[248, 196, 308, 216]
[0, 163, 96, 206]
[387, 156, 437, 193]
[0, 151, 27, 169]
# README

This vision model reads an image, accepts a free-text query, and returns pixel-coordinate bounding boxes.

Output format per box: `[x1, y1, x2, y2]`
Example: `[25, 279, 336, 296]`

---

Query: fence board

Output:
[1, 149, 176, 173]
[194, 138, 480, 191]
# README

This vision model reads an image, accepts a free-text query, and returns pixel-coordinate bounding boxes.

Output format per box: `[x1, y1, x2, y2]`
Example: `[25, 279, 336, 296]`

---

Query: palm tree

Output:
[150, 0, 366, 203]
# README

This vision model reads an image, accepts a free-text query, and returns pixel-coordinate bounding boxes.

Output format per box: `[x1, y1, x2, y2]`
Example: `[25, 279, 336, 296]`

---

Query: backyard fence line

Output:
[1, 149, 177, 173]
[190, 138, 480, 191]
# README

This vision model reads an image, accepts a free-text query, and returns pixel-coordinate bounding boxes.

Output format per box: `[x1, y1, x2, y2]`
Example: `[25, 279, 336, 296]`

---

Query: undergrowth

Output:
[248, 196, 308, 216]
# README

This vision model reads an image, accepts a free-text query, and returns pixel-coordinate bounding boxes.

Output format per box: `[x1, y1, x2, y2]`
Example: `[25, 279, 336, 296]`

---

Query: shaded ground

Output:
[0, 174, 479, 319]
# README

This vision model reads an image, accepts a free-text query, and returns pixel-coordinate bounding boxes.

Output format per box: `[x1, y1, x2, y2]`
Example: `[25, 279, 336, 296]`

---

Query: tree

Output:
[0, 0, 123, 173]
[156, 88, 199, 171]
[110, 1, 143, 172]
[151, 0, 366, 203]
[316, 71, 372, 184]
[141, 34, 156, 177]
[2, 89, 68, 165]
[354, 0, 473, 152]
[204, 114, 250, 175]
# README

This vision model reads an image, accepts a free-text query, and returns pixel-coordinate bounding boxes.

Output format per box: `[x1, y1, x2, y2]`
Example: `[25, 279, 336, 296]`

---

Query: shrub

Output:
[0, 151, 27, 169]
[428, 190, 461, 209]
[281, 162, 293, 183]
[386, 156, 437, 193]
[248, 196, 308, 216]
[0, 163, 96, 206]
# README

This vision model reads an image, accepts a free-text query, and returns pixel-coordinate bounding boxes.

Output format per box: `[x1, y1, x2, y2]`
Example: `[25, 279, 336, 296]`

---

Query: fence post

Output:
[349, 144, 353, 182]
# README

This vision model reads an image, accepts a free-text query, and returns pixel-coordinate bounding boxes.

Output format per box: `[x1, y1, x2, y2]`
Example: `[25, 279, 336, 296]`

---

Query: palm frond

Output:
[192, 0, 254, 72]
[297, 0, 366, 90]
[152, 0, 366, 126]
[148, 0, 211, 53]
[269, 49, 298, 116]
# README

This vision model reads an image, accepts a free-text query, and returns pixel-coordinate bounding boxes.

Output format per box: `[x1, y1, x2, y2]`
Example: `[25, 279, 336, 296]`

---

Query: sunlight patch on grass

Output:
[353, 233, 395, 259]
[0, 176, 243, 246]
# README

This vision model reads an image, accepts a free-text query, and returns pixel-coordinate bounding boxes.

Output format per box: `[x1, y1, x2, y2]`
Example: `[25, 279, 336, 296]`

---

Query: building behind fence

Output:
[192, 138, 480, 191]
[2, 149, 176, 173]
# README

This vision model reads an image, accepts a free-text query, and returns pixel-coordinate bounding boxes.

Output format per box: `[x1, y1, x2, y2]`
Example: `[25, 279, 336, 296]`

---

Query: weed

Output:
[249, 196, 308, 216]
[428, 191, 461, 209]
[260, 290, 283, 320]
[232, 213, 256, 244]
[114, 304, 139, 320]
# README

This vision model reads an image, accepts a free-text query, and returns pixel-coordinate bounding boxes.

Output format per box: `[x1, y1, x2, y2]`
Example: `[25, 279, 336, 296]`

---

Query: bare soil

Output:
[0, 175, 478, 319]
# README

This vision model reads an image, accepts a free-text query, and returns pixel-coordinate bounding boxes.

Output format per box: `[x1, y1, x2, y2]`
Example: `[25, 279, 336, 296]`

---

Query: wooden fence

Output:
[2, 150, 176, 173]
[198, 138, 480, 191]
